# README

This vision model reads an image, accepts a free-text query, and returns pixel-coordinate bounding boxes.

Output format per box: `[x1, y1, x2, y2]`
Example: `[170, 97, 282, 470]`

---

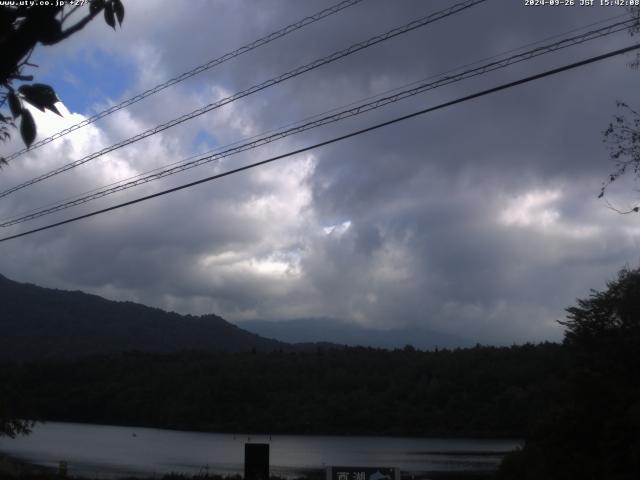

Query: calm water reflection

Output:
[0, 422, 520, 478]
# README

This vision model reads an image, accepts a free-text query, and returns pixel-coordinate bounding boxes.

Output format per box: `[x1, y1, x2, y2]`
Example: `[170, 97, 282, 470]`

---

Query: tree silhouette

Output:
[498, 268, 640, 479]
[0, 0, 125, 166]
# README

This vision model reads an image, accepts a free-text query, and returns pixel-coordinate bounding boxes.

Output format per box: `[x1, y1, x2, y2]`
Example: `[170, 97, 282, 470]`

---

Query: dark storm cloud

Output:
[1, 0, 639, 344]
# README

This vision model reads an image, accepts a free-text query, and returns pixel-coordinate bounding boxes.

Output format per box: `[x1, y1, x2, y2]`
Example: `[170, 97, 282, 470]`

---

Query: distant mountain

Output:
[237, 317, 470, 350]
[0, 274, 287, 361]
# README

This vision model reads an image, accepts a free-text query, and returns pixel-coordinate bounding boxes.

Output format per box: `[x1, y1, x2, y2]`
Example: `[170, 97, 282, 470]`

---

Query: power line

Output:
[1, 42, 637, 244]
[0, 15, 634, 228]
[0, 0, 486, 199]
[1, 0, 366, 163]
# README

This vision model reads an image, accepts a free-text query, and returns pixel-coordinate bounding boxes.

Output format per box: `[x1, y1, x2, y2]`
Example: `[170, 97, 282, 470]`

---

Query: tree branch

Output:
[604, 197, 639, 215]
[58, 6, 104, 41]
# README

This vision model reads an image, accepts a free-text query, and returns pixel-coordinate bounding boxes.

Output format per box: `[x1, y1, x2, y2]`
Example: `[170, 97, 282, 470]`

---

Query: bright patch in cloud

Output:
[500, 189, 561, 228]
[499, 188, 600, 239]
[323, 220, 351, 236]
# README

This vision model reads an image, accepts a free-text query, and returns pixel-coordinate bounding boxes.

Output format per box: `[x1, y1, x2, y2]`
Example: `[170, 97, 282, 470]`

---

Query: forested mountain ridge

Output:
[0, 274, 287, 360]
[1, 344, 566, 438]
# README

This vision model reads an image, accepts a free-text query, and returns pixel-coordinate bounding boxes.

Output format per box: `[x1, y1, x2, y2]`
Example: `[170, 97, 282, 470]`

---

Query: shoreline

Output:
[17, 419, 523, 442]
[0, 451, 56, 477]
[1, 422, 507, 480]
[0, 452, 496, 480]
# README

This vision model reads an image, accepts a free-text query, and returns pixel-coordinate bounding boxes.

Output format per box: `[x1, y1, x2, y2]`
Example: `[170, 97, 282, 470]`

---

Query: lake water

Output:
[0, 422, 520, 478]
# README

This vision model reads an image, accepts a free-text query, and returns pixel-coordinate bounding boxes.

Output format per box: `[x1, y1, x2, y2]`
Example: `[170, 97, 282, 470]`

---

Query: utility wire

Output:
[1, 43, 638, 244]
[0, 15, 633, 228]
[0, 0, 486, 199]
[15, 3, 623, 197]
[0, 12, 632, 224]
[1, 0, 366, 163]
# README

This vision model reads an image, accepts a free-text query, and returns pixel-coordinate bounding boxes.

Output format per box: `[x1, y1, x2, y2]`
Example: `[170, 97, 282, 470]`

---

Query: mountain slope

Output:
[237, 317, 470, 350]
[0, 274, 286, 360]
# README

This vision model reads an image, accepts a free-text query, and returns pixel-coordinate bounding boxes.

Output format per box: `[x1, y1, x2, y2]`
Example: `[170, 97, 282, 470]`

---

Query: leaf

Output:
[113, 0, 125, 26]
[18, 84, 62, 116]
[8, 92, 21, 118]
[20, 108, 36, 147]
[47, 103, 62, 117]
[90, 0, 105, 14]
[104, 2, 116, 29]
[38, 16, 63, 45]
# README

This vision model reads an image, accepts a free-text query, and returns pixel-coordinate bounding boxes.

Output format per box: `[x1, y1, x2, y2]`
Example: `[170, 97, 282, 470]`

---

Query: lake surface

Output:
[0, 422, 520, 478]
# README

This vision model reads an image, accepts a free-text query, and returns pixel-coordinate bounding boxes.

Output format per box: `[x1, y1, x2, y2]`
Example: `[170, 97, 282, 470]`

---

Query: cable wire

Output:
[1, 0, 366, 163]
[0, 0, 486, 199]
[1, 43, 637, 244]
[0, 15, 634, 228]
[1, 12, 632, 223]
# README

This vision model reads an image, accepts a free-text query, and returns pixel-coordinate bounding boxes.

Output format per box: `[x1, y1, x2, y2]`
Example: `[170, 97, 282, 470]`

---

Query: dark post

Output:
[58, 460, 68, 478]
[245, 443, 269, 480]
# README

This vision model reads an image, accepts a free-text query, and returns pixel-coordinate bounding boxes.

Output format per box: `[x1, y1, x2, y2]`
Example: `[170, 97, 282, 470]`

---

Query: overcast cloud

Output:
[1, 0, 640, 345]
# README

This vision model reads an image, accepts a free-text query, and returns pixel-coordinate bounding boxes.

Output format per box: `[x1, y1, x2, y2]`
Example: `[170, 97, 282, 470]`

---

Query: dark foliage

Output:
[0, 343, 565, 438]
[498, 268, 640, 480]
[0, 370, 33, 438]
[0, 0, 124, 158]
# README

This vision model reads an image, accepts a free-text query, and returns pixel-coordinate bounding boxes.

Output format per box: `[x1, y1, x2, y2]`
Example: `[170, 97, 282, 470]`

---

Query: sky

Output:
[1, 0, 640, 345]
